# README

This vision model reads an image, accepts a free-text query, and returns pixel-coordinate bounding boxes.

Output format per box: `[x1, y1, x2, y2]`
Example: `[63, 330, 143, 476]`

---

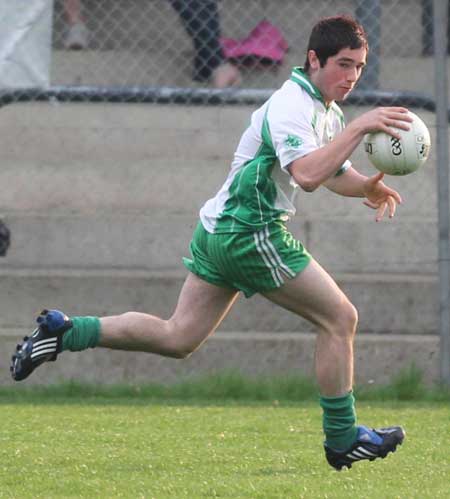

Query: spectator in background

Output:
[62, 0, 240, 88]
[63, 0, 89, 50]
[169, 0, 241, 87]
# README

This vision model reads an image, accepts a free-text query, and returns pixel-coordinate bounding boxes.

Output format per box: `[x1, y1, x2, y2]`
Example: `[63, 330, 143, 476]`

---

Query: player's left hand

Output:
[363, 172, 402, 222]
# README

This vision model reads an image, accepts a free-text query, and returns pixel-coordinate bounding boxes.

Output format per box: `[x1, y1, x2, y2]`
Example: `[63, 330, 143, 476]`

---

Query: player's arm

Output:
[323, 165, 367, 197]
[287, 107, 412, 193]
[324, 166, 403, 221]
[287, 125, 363, 192]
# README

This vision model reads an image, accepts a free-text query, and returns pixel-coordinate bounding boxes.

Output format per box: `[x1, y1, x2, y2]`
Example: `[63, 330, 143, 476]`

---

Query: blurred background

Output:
[0, 0, 446, 97]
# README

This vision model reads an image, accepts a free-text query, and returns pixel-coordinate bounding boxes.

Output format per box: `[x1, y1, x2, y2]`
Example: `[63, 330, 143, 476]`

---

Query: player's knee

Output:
[164, 321, 201, 359]
[165, 334, 196, 359]
[330, 300, 358, 338]
[171, 347, 194, 360]
[167, 341, 197, 359]
[340, 300, 358, 336]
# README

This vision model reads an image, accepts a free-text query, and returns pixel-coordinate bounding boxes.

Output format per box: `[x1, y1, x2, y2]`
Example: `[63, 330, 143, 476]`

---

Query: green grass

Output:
[0, 400, 448, 498]
[0, 369, 449, 498]
[2, 364, 450, 404]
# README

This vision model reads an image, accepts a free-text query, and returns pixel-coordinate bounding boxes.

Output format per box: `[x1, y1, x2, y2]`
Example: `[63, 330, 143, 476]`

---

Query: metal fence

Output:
[0, 0, 447, 109]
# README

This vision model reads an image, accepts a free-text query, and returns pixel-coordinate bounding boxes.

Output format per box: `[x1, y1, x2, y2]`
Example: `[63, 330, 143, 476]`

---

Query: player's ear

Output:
[307, 50, 320, 71]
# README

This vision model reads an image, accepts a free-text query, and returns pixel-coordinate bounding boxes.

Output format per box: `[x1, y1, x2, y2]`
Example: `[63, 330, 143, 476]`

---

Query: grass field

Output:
[0, 373, 449, 498]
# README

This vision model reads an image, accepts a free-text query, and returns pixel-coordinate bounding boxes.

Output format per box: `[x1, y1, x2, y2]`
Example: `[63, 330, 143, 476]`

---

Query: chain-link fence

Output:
[0, 0, 447, 107]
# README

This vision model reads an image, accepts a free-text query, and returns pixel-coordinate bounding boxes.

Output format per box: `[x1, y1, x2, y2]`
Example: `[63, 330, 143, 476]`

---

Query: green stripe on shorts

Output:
[183, 221, 311, 298]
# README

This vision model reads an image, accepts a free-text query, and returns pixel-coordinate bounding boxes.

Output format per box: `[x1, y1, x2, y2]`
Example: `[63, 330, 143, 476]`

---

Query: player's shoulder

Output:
[272, 77, 312, 105]
[268, 78, 314, 120]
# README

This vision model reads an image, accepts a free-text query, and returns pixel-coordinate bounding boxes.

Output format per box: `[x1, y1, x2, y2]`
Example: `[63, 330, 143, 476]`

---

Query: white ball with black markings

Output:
[363, 111, 431, 175]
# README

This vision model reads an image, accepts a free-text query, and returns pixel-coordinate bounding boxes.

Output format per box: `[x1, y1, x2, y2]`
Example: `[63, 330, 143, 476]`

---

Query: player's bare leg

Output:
[263, 258, 356, 397]
[11, 273, 239, 380]
[99, 272, 239, 357]
[262, 258, 405, 469]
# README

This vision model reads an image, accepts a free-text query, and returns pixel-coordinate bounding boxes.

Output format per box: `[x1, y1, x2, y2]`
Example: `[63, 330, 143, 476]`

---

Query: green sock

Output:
[320, 391, 358, 450]
[61, 316, 101, 352]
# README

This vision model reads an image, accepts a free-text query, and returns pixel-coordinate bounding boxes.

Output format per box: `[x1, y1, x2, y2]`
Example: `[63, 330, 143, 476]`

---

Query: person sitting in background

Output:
[62, 0, 240, 88]
[63, 0, 89, 50]
[170, 0, 241, 88]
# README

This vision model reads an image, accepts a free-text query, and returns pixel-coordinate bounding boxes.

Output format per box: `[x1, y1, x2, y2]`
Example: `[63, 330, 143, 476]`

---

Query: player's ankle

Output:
[61, 316, 101, 352]
[320, 391, 358, 450]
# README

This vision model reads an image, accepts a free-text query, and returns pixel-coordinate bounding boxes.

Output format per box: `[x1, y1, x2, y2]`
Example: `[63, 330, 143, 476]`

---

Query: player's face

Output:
[308, 46, 367, 104]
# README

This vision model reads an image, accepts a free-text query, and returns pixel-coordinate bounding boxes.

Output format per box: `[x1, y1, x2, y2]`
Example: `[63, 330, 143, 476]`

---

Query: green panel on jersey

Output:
[290, 67, 326, 105]
[214, 110, 288, 233]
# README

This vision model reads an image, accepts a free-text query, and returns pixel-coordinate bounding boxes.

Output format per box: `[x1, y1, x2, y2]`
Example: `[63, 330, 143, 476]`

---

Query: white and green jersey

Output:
[200, 67, 351, 234]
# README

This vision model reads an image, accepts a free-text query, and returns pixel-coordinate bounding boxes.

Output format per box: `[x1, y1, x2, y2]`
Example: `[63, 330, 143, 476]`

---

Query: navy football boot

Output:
[325, 425, 405, 470]
[10, 309, 72, 381]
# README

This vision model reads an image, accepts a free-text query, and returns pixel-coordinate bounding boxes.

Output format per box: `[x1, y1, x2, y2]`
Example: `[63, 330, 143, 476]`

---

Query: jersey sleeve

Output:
[266, 85, 351, 176]
[266, 90, 318, 170]
[335, 159, 352, 176]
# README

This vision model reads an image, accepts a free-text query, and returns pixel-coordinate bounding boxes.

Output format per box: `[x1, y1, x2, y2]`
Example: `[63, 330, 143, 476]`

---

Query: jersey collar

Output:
[290, 67, 327, 107]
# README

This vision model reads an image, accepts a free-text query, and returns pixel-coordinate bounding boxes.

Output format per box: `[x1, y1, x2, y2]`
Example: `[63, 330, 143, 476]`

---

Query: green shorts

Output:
[183, 221, 311, 298]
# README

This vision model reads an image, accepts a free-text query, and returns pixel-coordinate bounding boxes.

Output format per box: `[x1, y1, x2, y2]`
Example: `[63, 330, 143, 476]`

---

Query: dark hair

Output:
[304, 15, 368, 72]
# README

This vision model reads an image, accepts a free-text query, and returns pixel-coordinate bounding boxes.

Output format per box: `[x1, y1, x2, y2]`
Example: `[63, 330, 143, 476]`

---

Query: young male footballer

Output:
[11, 15, 413, 470]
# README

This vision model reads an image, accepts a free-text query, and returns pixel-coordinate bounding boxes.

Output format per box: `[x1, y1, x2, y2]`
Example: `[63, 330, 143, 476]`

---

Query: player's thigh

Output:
[262, 258, 356, 330]
[169, 272, 240, 339]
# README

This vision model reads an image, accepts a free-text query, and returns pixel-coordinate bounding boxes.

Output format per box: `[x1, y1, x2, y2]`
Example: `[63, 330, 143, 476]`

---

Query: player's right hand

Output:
[352, 107, 412, 139]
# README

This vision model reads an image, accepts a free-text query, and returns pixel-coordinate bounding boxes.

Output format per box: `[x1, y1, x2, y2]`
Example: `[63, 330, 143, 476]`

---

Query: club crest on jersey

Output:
[284, 134, 303, 149]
